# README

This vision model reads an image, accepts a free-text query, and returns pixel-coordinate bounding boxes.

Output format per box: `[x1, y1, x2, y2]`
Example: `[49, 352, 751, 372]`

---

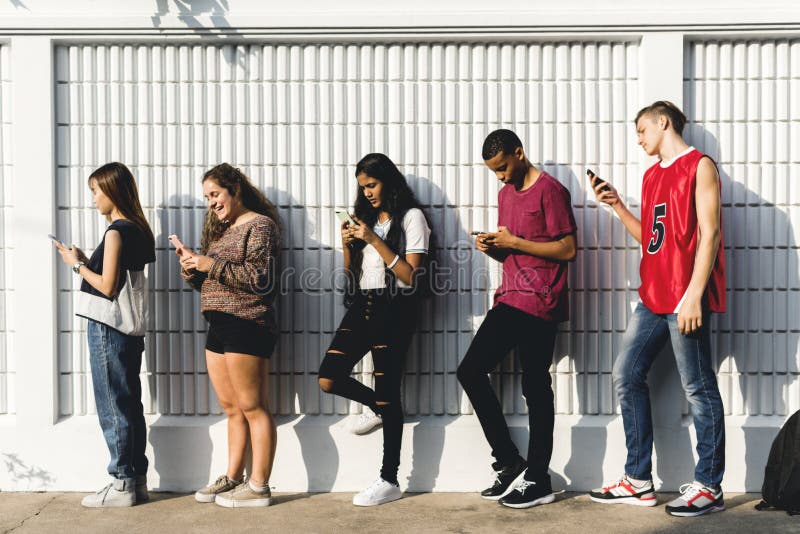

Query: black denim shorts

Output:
[204, 311, 276, 359]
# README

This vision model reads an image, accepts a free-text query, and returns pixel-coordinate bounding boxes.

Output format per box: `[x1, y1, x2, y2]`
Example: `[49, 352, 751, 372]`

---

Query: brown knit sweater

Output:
[181, 214, 280, 330]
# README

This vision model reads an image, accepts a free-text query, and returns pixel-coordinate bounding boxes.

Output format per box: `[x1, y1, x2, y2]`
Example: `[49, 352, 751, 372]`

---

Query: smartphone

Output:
[587, 169, 611, 193]
[168, 234, 188, 255]
[48, 233, 65, 246]
[470, 231, 487, 236]
[335, 209, 358, 226]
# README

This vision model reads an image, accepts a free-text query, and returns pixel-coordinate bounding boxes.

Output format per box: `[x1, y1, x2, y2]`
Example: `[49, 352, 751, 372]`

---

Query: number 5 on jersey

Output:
[647, 203, 667, 254]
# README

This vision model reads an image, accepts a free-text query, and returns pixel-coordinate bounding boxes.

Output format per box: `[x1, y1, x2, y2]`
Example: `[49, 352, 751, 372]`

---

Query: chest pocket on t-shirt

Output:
[518, 209, 547, 239]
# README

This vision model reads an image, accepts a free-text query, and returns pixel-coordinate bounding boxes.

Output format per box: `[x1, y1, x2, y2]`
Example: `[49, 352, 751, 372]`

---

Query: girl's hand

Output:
[174, 245, 195, 259]
[181, 254, 214, 273]
[54, 241, 88, 267]
[349, 215, 379, 245]
[340, 220, 356, 247]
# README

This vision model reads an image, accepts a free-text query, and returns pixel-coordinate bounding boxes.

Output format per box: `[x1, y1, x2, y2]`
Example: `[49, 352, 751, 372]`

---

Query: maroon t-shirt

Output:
[493, 171, 577, 322]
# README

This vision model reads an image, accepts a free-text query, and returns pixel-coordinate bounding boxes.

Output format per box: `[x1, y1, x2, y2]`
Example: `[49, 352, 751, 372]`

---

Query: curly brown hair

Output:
[199, 164, 280, 253]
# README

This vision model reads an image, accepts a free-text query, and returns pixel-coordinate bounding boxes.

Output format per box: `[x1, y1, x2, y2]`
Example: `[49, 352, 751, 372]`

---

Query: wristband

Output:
[387, 254, 400, 269]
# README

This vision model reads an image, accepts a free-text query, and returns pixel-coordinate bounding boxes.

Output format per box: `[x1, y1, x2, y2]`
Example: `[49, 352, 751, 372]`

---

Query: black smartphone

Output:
[587, 169, 611, 193]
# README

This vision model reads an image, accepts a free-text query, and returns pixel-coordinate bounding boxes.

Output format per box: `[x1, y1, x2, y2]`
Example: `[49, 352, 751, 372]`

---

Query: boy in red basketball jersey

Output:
[588, 101, 726, 517]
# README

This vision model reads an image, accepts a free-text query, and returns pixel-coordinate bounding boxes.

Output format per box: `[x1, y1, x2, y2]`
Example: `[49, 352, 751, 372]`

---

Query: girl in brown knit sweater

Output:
[176, 164, 280, 508]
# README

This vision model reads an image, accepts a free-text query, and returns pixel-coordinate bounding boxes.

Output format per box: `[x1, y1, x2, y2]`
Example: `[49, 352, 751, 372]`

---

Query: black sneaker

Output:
[480, 456, 527, 501]
[500, 475, 555, 509]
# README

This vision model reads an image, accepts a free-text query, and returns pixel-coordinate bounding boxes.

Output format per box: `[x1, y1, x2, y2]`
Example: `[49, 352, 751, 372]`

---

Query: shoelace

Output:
[212, 475, 233, 491]
[357, 411, 378, 424]
[364, 478, 387, 495]
[678, 482, 705, 502]
[514, 480, 535, 492]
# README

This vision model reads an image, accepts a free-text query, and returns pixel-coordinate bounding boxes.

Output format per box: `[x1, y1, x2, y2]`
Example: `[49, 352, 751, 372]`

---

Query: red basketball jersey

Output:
[639, 147, 726, 314]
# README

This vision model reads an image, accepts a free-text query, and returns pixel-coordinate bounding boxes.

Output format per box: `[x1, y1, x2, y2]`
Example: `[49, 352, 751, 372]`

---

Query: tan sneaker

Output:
[194, 475, 240, 503]
[214, 481, 272, 508]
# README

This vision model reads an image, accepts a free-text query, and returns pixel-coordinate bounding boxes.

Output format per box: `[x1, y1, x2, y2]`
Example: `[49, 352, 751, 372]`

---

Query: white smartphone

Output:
[334, 209, 358, 226]
[48, 233, 65, 246]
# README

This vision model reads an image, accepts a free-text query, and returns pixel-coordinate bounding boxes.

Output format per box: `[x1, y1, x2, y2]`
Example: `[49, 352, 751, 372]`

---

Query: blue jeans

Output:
[87, 319, 148, 480]
[612, 302, 725, 488]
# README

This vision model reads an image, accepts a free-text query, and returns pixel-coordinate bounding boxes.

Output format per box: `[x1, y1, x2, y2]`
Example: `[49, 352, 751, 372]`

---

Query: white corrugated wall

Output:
[0, 45, 13, 416]
[684, 39, 800, 418]
[54, 41, 641, 421]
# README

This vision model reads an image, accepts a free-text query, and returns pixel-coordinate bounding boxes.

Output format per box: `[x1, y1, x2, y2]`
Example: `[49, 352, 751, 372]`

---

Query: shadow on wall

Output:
[688, 124, 798, 491]
[405, 173, 490, 492]
[147, 192, 214, 491]
[263, 186, 343, 492]
[550, 163, 622, 491]
[2, 453, 55, 489]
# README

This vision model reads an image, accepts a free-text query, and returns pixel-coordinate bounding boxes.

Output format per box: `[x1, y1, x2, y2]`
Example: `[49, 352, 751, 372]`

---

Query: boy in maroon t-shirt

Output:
[457, 129, 577, 509]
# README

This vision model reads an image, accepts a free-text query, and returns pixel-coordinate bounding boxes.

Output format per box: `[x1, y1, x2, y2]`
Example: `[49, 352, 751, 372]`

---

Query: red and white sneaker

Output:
[589, 475, 658, 506]
[665, 481, 724, 517]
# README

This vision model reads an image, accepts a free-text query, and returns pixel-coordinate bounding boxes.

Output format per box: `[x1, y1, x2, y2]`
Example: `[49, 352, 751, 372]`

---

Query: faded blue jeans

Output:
[87, 319, 148, 481]
[612, 302, 725, 488]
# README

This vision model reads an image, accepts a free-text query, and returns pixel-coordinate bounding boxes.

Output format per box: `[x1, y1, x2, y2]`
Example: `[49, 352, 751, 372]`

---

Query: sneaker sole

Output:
[214, 496, 272, 508]
[195, 492, 221, 503]
[501, 492, 556, 509]
[352, 422, 383, 435]
[81, 496, 136, 508]
[589, 494, 658, 507]
[666, 504, 725, 517]
[352, 493, 402, 506]
[482, 470, 528, 501]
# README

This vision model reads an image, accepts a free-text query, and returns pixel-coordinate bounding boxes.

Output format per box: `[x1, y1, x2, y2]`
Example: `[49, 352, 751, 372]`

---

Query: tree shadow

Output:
[686, 123, 799, 491]
[2, 453, 55, 489]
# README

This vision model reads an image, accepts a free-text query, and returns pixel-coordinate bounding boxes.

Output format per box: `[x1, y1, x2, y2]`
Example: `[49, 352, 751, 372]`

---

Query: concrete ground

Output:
[1, 492, 797, 534]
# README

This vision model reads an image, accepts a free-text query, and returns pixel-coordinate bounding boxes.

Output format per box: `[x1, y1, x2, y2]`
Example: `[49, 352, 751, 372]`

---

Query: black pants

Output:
[318, 290, 417, 484]
[456, 303, 559, 481]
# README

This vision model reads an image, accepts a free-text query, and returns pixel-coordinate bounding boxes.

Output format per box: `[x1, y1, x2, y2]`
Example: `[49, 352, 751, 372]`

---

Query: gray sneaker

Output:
[195, 475, 240, 503]
[81, 478, 136, 508]
[135, 475, 148, 502]
[215, 481, 272, 508]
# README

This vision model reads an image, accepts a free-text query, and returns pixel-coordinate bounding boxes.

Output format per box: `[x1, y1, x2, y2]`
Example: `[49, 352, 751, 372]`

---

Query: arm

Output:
[592, 174, 643, 244]
[205, 222, 277, 294]
[676, 157, 722, 335]
[500, 232, 577, 261]
[56, 230, 122, 298]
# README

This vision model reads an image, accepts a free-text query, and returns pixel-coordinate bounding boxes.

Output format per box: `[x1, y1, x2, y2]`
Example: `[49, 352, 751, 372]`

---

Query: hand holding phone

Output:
[587, 169, 611, 194]
[48, 233, 65, 247]
[168, 234, 189, 257]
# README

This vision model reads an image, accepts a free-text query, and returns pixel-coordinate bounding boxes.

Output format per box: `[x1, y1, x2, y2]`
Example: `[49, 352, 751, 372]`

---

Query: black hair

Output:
[635, 100, 688, 135]
[481, 129, 523, 160]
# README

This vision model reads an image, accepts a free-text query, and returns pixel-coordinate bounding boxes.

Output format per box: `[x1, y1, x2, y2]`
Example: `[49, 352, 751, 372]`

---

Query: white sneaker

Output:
[81, 478, 136, 508]
[352, 477, 402, 506]
[351, 409, 382, 435]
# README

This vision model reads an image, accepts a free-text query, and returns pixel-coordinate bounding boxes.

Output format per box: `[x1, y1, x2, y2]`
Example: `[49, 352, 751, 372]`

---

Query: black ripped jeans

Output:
[318, 290, 418, 485]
